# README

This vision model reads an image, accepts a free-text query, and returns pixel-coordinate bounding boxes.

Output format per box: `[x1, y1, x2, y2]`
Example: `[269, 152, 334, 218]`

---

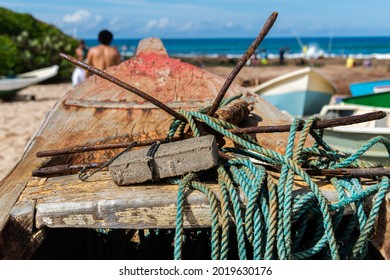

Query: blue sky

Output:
[1, 0, 389, 39]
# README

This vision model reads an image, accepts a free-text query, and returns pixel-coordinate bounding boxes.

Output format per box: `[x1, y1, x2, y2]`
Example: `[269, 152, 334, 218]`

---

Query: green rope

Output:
[218, 165, 247, 260]
[219, 179, 231, 260]
[173, 173, 197, 260]
[166, 107, 389, 260]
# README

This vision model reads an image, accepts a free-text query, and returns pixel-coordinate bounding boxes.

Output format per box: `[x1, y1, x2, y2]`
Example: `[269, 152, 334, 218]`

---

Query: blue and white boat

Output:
[350, 78, 390, 96]
[250, 67, 337, 117]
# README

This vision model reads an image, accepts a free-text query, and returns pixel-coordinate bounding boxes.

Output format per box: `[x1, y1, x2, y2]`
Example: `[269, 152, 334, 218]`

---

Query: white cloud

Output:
[62, 9, 91, 24]
[95, 15, 102, 24]
[144, 18, 170, 31]
[144, 20, 157, 30]
[109, 16, 120, 26]
[225, 21, 235, 28]
[107, 17, 134, 34]
[158, 18, 169, 29]
[178, 21, 197, 32]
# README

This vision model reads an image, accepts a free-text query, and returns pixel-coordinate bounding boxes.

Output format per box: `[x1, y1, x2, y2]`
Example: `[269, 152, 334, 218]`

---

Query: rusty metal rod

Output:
[219, 151, 390, 177]
[36, 100, 250, 158]
[36, 111, 386, 158]
[261, 163, 390, 178]
[32, 160, 390, 179]
[59, 53, 186, 122]
[32, 163, 103, 177]
[229, 111, 387, 134]
[36, 136, 182, 158]
[320, 168, 390, 178]
[207, 12, 278, 117]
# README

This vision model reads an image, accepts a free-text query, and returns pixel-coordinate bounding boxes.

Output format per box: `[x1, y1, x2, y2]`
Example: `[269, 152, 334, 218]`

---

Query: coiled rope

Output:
[168, 101, 389, 260]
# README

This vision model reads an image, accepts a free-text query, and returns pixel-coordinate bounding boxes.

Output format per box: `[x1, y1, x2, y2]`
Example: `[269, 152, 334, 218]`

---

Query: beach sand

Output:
[0, 59, 389, 180]
[0, 83, 72, 180]
[205, 58, 390, 95]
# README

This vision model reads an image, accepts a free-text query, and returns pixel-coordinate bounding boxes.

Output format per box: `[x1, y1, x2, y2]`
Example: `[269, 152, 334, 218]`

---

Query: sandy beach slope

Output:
[0, 83, 72, 180]
[0, 60, 389, 180]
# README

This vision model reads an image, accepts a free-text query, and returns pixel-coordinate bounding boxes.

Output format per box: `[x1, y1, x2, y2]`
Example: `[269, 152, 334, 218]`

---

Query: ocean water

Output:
[84, 37, 390, 60]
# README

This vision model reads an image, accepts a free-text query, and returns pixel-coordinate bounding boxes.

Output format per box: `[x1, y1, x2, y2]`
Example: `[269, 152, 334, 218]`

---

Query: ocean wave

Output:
[119, 44, 390, 60]
[91, 37, 390, 61]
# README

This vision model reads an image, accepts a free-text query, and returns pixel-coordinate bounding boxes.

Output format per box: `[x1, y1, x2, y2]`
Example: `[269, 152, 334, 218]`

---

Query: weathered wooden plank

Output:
[16, 172, 352, 229]
[371, 193, 390, 259]
[9, 201, 35, 233]
[29, 174, 240, 229]
[0, 182, 28, 235]
[0, 201, 46, 259]
[64, 99, 213, 109]
[37, 204, 219, 229]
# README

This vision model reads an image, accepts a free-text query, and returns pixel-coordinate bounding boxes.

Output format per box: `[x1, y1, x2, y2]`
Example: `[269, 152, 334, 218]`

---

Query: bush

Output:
[0, 35, 21, 76]
[0, 7, 78, 80]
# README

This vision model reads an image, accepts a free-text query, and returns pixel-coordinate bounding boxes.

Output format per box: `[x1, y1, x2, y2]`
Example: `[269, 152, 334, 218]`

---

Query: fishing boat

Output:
[319, 103, 390, 166]
[0, 65, 59, 98]
[350, 78, 390, 96]
[250, 67, 337, 117]
[0, 31, 389, 260]
[0, 37, 292, 259]
[342, 91, 390, 108]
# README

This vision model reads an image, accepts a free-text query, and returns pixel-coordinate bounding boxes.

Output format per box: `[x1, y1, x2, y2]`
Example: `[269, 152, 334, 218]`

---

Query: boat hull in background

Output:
[0, 65, 59, 98]
[343, 91, 390, 108]
[250, 67, 337, 117]
[323, 127, 390, 166]
[261, 90, 332, 117]
[320, 104, 390, 166]
[350, 78, 390, 97]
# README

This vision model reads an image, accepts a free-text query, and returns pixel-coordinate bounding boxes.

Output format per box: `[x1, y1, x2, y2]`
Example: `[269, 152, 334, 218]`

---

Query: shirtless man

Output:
[85, 29, 121, 76]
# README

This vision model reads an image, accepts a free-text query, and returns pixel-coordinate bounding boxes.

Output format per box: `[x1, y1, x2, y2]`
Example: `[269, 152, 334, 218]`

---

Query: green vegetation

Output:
[0, 7, 78, 79]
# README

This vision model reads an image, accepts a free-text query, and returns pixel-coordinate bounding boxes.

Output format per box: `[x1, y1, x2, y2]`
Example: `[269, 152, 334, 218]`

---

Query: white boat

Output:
[319, 103, 390, 166]
[250, 67, 337, 116]
[0, 65, 59, 98]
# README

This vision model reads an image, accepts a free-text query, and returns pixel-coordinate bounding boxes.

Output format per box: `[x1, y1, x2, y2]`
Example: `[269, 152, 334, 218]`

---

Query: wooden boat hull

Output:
[0, 38, 296, 259]
[250, 67, 336, 116]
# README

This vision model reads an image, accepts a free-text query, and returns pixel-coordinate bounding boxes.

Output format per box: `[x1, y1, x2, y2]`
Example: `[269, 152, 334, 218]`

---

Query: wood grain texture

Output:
[0, 201, 46, 259]
[0, 182, 27, 235]
[13, 172, 354, 229]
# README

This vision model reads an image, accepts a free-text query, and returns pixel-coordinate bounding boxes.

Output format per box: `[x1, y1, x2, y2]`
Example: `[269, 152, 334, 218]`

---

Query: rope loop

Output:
[166, 106, 389, 260]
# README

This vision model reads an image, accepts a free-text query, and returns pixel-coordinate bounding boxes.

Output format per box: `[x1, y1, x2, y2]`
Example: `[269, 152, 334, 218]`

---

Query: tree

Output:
[0, 7, 78, 80]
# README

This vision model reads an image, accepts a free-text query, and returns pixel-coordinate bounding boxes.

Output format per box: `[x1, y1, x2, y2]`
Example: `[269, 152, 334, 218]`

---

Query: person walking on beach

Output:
[71, 39, 88, 87]
[85, 29, 121, 77]
[75, 39, 88, 61]
[279, 47, 285, 65]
